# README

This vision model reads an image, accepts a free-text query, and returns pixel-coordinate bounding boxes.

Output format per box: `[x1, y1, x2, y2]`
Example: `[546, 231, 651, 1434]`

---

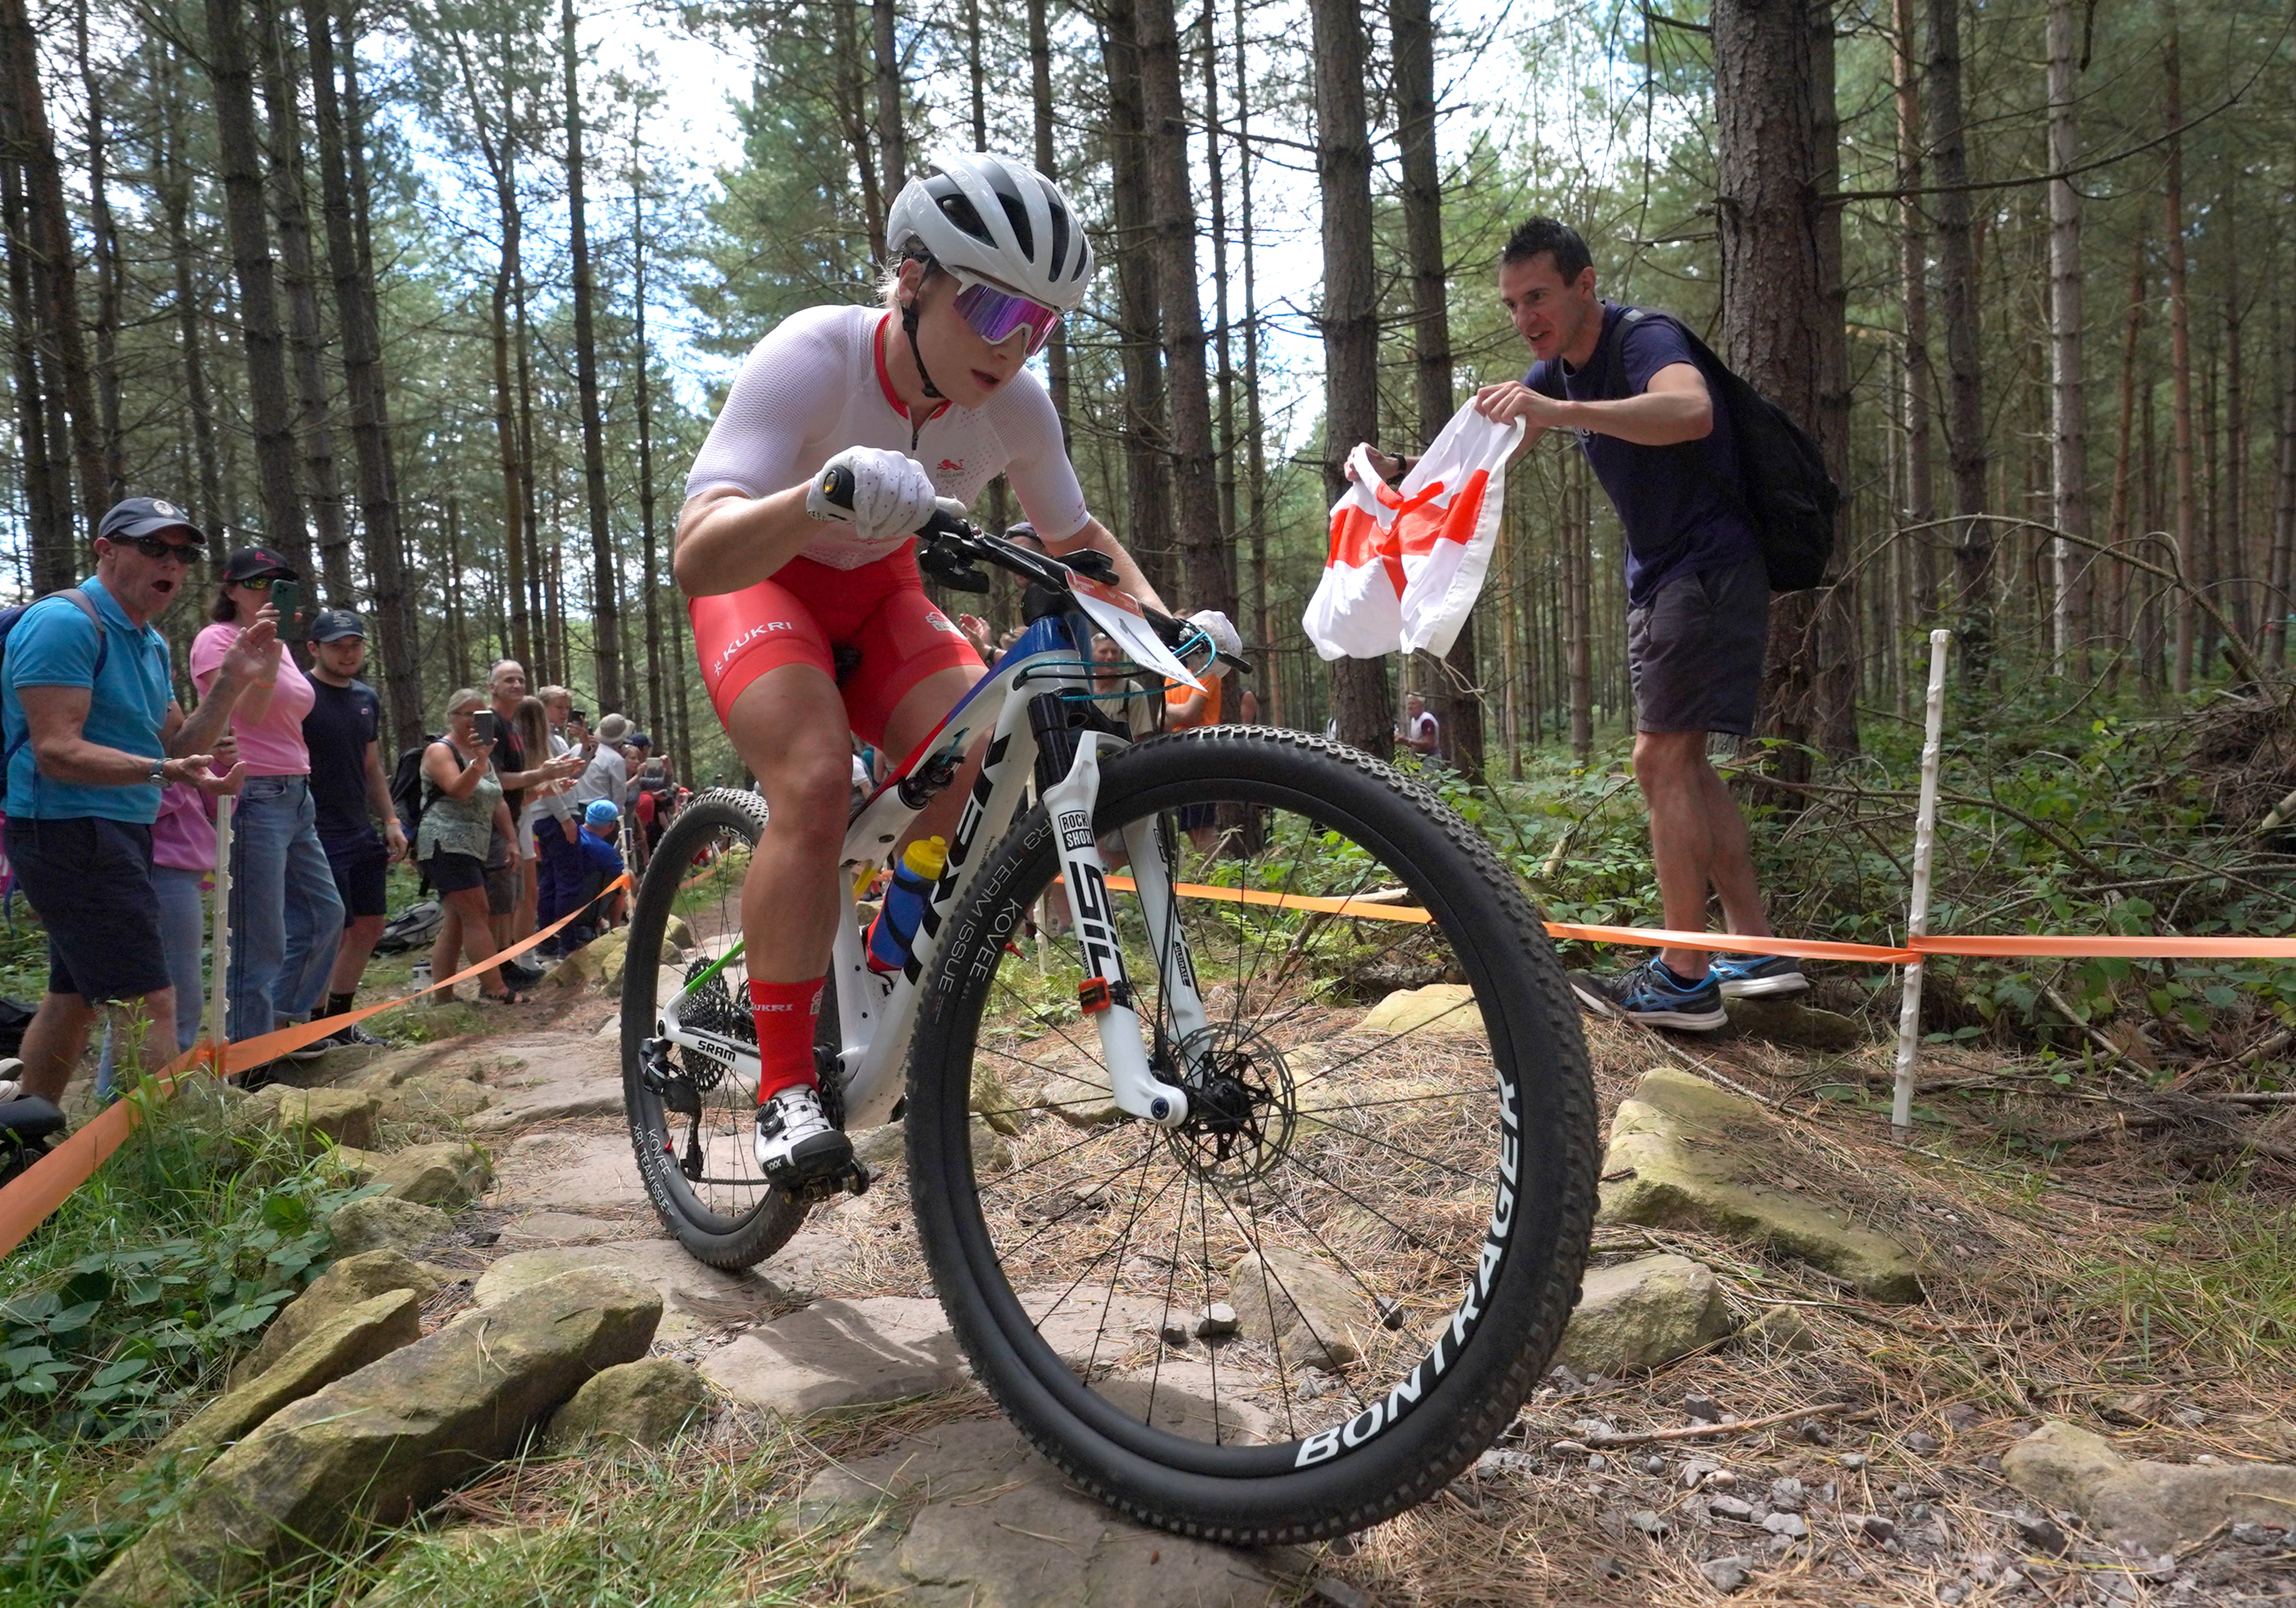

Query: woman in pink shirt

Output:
[192, 550, 345, 1062]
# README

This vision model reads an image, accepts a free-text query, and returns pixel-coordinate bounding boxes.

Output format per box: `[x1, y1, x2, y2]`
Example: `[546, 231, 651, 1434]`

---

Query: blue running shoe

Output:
[1567, 956, 1727, 1032]
[1707, 952, 1808, 999]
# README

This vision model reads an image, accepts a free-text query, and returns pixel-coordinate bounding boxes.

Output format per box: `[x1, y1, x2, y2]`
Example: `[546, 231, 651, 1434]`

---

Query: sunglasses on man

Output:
[124, 535, 203, 563]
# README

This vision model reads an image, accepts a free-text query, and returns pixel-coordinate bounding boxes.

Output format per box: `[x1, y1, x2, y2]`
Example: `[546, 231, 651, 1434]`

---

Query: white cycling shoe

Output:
[754, 1082, 853, 1185]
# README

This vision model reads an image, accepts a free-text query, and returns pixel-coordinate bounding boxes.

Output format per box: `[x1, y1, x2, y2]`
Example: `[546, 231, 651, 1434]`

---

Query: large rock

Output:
[237, 1251, 443, 1381]
[545, 929, 628, 989]
[378, 1074, 493, 1126]
[701, 1296, 966, 1417]
[542, 1358, 710, 1454]
[1357, 982, 1481, 1038]
[471, 1243, 797, 1345]
[799, 1416, 1293, 1606]
[81, 1267, 661, 1608]
[1598, 1068, 1925, 1303]
[150, 1292, 420, 1478]
[1724, 997, 1863, 1052]
[230, 1086, 379, 1153]
[2003, 1421, 2296, 1553]
[328, 1196, 453, 1259]
[368, 1142, 492, 1208]
[1228, 1247, 1362, 1369]
[1554, 1254, 1733, 1376]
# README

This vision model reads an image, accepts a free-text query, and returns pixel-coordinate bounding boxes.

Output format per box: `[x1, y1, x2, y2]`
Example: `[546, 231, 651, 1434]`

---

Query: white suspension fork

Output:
[1039, 733, 1191, 1129]
[1118, 815, 1214, 1059]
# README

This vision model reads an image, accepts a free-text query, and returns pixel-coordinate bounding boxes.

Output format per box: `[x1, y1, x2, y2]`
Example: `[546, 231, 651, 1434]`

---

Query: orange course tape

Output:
[0, 874, 629, 1261]
[1113, 876, 2296, 963]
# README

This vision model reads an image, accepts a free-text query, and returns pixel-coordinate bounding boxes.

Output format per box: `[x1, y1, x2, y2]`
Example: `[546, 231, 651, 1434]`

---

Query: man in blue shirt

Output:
[2, 498, 269, 1101]
[1411, 219, 1800, 1029]
[560, 798, 628, 952]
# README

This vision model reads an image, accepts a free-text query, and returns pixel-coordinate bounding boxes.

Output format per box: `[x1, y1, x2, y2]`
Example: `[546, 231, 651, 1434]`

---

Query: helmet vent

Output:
[1041, 180, 1071, 279]
[994, 191, 1035, 258]
[935, 191, 995, 246]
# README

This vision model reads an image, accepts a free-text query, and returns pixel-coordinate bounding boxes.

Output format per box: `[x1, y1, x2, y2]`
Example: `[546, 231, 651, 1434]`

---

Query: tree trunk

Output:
[257, 0, 350, 601]
[634, 127, 664, 738]
[1137, 0, 1231, 643]
[2222, 193, 2251, 649]
[2268, 292, 2296, 670]
[1925, 0, 1988, 681]
[1203, 0, 1235, 546]
[2105, 232, 2146, 677]
[2045, 0, 2087, 673]
[1027, 0, 1068, 444]
[872, 0, 905, 195]
[75, 0, 123, 503]
[1715, 0, 1852, 775]
[155, 48, 226, 530]
[205, 0, 310, 574]
[1099, 0, 1174, 596]
[562, 0, 620, 712]
[1392, 0, 1477, 777]
[2, 151, 70, 585]
[3, 0, 110, 542]
[828, 0, 885, 263]
[1892, 0, 1936, 619]
[1565, 453, 1593, 764]
[306, 0, 418, 746]
[1309, 0, 1387, 755]
[1236, 0, 1268, 714]
[2164, 20, 2198, 695]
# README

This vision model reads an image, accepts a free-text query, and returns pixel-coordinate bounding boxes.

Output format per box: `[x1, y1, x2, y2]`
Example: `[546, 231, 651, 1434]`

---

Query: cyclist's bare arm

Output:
[672, 485, 817, 597]
[1043, 516, 1168, 615]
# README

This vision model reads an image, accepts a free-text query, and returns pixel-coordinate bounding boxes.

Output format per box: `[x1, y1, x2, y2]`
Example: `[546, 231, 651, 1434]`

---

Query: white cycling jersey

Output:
[685, 304, 1091, 571]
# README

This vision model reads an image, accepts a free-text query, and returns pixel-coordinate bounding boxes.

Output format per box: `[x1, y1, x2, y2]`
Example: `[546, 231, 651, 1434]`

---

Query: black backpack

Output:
[389, 736, 441, 840]
[1603, 306, 1840, 593]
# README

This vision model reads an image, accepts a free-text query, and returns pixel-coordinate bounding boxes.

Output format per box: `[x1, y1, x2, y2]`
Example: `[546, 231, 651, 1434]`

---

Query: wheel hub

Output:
[1165, 1027, 1297, 1182]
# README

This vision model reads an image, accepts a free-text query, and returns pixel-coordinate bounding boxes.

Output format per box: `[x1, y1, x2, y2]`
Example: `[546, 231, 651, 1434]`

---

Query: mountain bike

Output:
[619, 503, 1597, 1542]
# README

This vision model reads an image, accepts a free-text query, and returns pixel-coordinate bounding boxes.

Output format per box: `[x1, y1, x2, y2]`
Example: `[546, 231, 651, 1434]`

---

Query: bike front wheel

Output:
[907, 727, 1597, 1542]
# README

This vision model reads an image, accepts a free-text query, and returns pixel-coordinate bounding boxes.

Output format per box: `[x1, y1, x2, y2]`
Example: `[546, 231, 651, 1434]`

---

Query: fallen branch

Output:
[1554, 1401, 1848, 1451]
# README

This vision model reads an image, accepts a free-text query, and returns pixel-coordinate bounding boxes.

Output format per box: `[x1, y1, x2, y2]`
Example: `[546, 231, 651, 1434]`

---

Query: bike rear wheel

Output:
[620, 788, 812, 1270]
[907, 727, 1597, 1542]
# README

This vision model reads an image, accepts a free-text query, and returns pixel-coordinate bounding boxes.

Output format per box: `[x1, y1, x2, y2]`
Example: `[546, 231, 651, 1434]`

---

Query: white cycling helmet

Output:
[887, 151, 1095, 312]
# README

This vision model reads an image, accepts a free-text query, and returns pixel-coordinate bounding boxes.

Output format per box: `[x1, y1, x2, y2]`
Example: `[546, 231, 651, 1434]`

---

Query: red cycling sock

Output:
[748, 976, 824, 1103]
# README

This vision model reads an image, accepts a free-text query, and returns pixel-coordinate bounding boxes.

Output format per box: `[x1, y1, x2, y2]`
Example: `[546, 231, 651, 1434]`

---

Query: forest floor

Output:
[249, 966, 2296, 1605]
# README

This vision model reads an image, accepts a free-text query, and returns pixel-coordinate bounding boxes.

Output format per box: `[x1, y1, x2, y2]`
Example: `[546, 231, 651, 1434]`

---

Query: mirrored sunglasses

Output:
[950, 275, 1062, 357]
[235, 574, 287, 590]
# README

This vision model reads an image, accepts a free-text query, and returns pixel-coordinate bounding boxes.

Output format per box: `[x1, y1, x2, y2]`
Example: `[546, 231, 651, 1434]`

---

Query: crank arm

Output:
[1041, 734, 1189, 1130]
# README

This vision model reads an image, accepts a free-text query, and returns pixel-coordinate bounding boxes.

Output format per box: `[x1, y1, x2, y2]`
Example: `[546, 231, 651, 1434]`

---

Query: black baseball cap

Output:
[221, 547, 298, 584]
[629, 731, 653, 748]
[96, 497, 206, 546]
[308, 608, 366, 643]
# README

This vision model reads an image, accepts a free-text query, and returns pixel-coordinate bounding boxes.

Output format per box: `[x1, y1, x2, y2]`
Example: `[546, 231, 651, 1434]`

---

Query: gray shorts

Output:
[1626, 558, 1769, 736]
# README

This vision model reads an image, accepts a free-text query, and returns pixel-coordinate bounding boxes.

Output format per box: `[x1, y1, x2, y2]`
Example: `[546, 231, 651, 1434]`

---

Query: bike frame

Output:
[656, 607, 1205, 1135]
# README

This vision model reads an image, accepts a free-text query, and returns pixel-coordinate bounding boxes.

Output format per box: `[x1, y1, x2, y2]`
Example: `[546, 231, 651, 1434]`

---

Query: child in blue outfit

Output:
[556, 798, 627, 953]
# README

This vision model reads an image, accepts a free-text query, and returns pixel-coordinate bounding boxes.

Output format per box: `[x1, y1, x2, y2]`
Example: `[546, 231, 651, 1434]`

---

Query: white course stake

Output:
[1891, 629, 1951, 1133]
[207, 794, 234, 1069]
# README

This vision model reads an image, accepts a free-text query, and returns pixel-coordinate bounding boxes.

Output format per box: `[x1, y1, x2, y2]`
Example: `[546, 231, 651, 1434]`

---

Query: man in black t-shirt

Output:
[302, 611, 408, 1044]
[1363, 218, 1805, 1032]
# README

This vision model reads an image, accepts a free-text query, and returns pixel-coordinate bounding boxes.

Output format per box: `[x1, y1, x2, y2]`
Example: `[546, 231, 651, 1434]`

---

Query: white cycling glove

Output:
[806, 446, 941, 541]
[1185, 609, 1243, 679]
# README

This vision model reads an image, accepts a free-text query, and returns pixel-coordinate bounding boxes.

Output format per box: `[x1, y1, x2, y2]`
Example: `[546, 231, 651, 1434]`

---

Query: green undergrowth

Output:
[1418, 678, 2296, 1069]
[0, 1082, 369, 1601]
[2077, 1203, 2296, 1376]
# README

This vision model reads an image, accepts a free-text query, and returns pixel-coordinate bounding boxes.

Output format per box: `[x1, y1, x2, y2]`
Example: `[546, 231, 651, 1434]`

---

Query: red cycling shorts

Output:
[688, 543, 983, 748]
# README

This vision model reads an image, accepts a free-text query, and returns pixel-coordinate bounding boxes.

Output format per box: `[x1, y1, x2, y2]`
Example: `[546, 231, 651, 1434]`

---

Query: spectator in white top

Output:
[1398, 692, 1441, 760]
[575, 713, 631, 817]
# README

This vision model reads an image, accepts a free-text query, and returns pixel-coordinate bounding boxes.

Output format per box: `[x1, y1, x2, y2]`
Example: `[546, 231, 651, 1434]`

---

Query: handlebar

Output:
[814, 466, 1253, 676]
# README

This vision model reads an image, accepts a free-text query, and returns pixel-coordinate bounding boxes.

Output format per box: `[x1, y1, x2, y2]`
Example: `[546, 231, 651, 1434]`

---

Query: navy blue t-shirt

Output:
[303, 677, 382, 845]
[1527, 303, 1761, 607]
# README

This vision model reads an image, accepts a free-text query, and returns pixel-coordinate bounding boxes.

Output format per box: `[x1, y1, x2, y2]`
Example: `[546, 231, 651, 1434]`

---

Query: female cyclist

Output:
[674, 151, 1228, 1185]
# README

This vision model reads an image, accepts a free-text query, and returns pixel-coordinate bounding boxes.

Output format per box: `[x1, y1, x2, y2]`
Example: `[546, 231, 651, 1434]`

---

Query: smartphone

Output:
[472, 709, 499, 745]
[568, 709, 588, 726]
[267, 578, 300, 634]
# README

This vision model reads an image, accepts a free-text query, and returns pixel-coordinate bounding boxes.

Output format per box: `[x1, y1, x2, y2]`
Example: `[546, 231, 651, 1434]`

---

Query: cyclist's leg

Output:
[691, 582, 847, 1110]
[848, 576, 987, 851]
